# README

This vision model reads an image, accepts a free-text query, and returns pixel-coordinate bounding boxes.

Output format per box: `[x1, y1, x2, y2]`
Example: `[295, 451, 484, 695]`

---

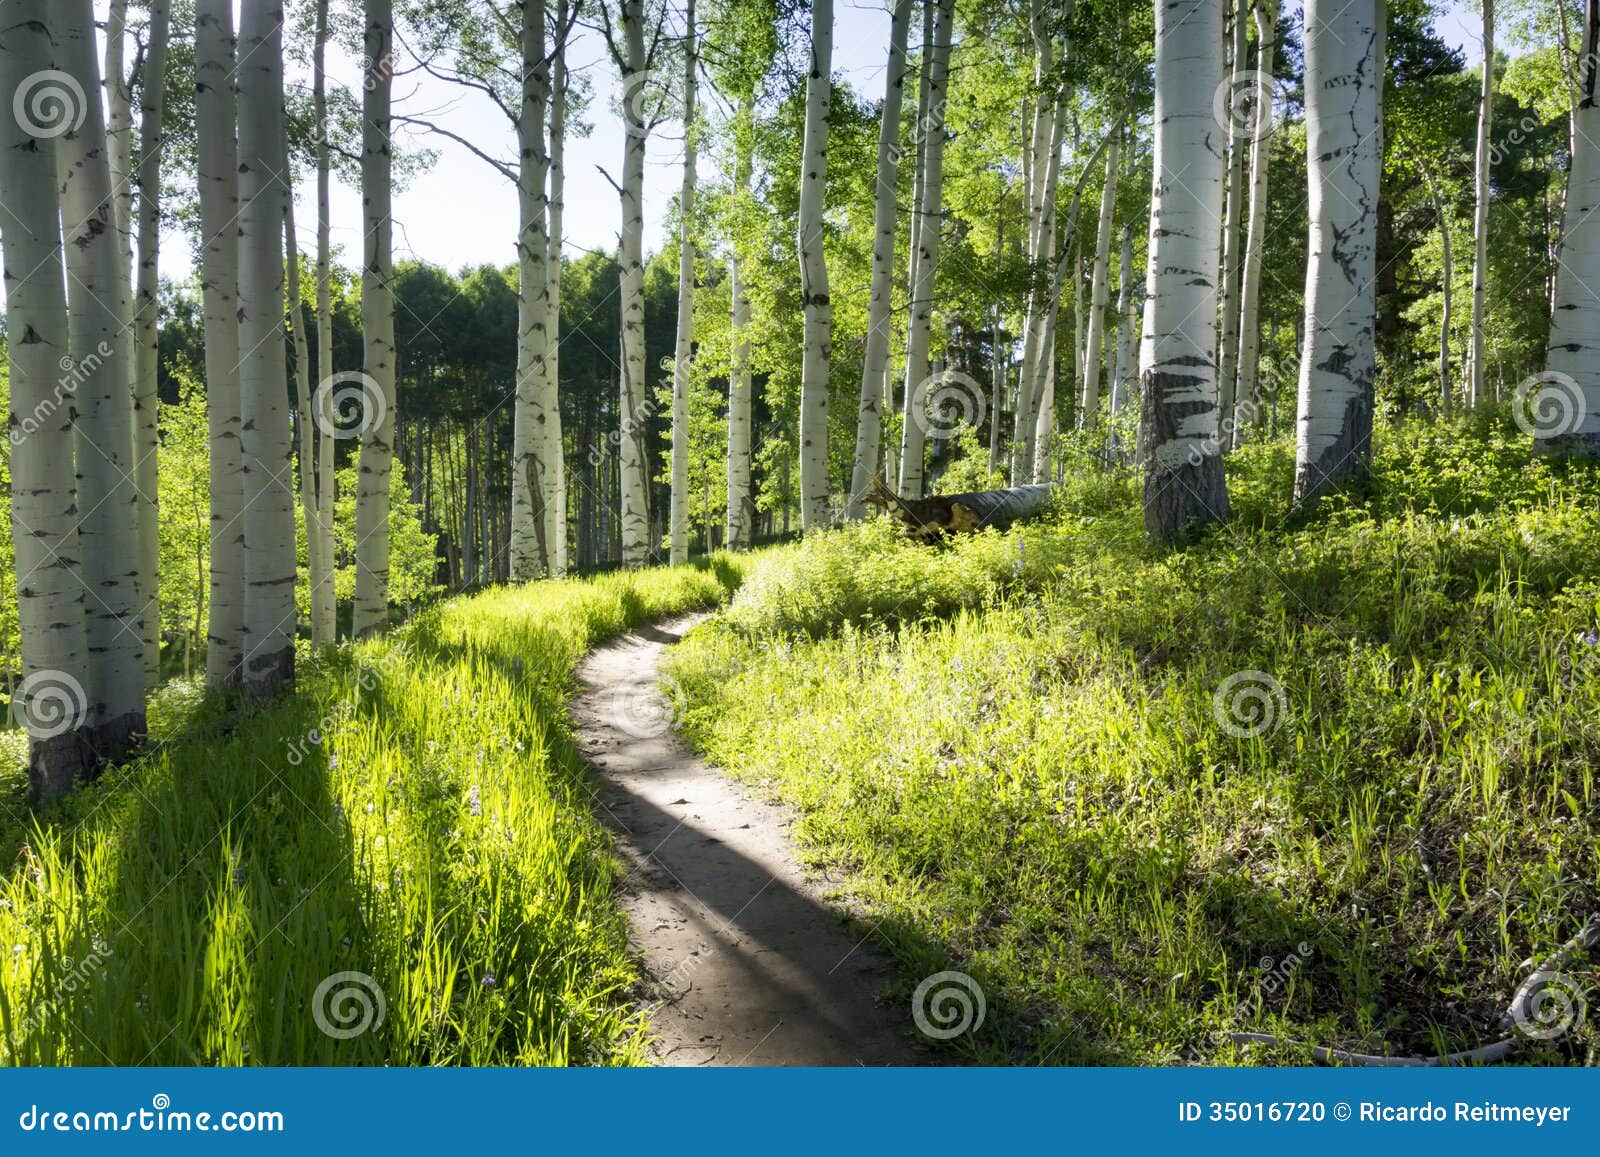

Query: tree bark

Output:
[134, 0, 170, 690]
[549, 0, 571, 575]
[312, 0, 337, 641]
[1542, 0, 1600, 455]
[897, 0, 956, 499]
[1216, 0, 1248, 447]
[1293, 0, 1380, 505]
[0, 0, 92, 799]
[846, 0, 914, 519]
[798, 0, 835, 529]
[355, 0, 398, 631]
[1467, 0, 1493, 406]
[57, 0, 147, 757]
[669, 0, 698, 564]
[195, 0, 245, 684]
[1139, 0, 1231, 542]
[1109, 221, 1138, 456]
[725, 98, 755, 550]
[1232, 0, 1276, 445]
[614, 0, 653, 566]
[283, 160, 324, 650]
[1079, 132, 1120, 424]
[237, 0, 296, 692]
[511, 0, 554, 580]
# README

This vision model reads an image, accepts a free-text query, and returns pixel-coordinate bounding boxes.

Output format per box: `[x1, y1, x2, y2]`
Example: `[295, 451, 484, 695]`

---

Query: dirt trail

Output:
[571, 614, 919, 1066]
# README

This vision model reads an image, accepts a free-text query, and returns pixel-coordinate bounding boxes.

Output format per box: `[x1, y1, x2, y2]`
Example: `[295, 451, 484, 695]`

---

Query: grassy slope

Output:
[668, 411, 1600, 1065]
[0, 556, 743, 1065]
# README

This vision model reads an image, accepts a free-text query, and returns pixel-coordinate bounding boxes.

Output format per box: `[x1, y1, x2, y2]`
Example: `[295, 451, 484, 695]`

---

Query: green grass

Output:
[667, 410, 1600, 1065]
[0, 555, 745, 1065]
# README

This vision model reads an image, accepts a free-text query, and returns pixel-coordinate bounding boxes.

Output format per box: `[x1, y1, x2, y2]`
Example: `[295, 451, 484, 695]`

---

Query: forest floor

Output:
[670, 411, 1600, 1065]
[573, 614, 919, 1065]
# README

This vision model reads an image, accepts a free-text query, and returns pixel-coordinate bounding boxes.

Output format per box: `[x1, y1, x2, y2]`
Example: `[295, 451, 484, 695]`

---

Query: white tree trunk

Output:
[355, 0, 398, 631]
[669, 0, 698, 564]
[1026, 100, 1067, 482]
[1009, 0, 1059, 482]
[1293, 0, 1380, 505]
[1079, 132, 1120, 424]
[283, 165, 325, 651]
[725, 97, 755, 550]
[1215, 0, 1248, 446]
[511, 0, 553, 580]
[797, 0, 835, 528]
[1109, 221, 1138, 454]
[134, 0, 170, 691]
[847, 0, 913, 517]
[1139, 0, 1231, 541]
[1232, 0, 1276, 445]
[57, 0, 146, 756]
[104, 0, 134, 278]
[897, 0, 935, 483]
[897, 0, 955, 498]
[616, 0, 652, 566]
[312, 0, 337, 641]
[237, 0, 296, 691]
[195, 0, 245, 683]
[549, 0, 571, 575]
[0, 0, 91, 798]
[1543, 2, 1600, 454]
[1468, 0, 1493, 406]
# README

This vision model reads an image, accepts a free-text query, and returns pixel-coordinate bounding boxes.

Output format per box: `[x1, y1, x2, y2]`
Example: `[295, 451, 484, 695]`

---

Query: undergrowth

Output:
[0, 556, 744, 1065]
[668, 410, 1600, 1065]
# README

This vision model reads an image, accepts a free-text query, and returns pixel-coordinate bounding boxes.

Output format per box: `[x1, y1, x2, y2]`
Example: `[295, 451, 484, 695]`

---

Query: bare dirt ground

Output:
[571, 614, 920, 1066]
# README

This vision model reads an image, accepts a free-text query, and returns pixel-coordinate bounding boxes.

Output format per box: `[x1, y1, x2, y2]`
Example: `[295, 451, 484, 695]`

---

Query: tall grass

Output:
[668, 412, 1600, 1065]
[0, 557, 743, 1065]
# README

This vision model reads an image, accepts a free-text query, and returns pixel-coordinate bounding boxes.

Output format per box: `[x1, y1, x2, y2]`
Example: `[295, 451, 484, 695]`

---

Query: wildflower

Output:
[231, 866, 246, 888]
[468, 784, 482, 817]
[1583, 630, 1599, 647]
[328, 755, 340, 770]
[481, 972, 496, 989]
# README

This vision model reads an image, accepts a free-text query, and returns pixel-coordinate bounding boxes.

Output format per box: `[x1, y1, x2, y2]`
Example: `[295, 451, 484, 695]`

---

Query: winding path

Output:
[571, 614, 919, 1066]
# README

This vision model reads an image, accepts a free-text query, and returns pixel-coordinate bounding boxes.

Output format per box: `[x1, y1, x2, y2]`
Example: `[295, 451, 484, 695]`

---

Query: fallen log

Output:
[862, 476, 1055, 542]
